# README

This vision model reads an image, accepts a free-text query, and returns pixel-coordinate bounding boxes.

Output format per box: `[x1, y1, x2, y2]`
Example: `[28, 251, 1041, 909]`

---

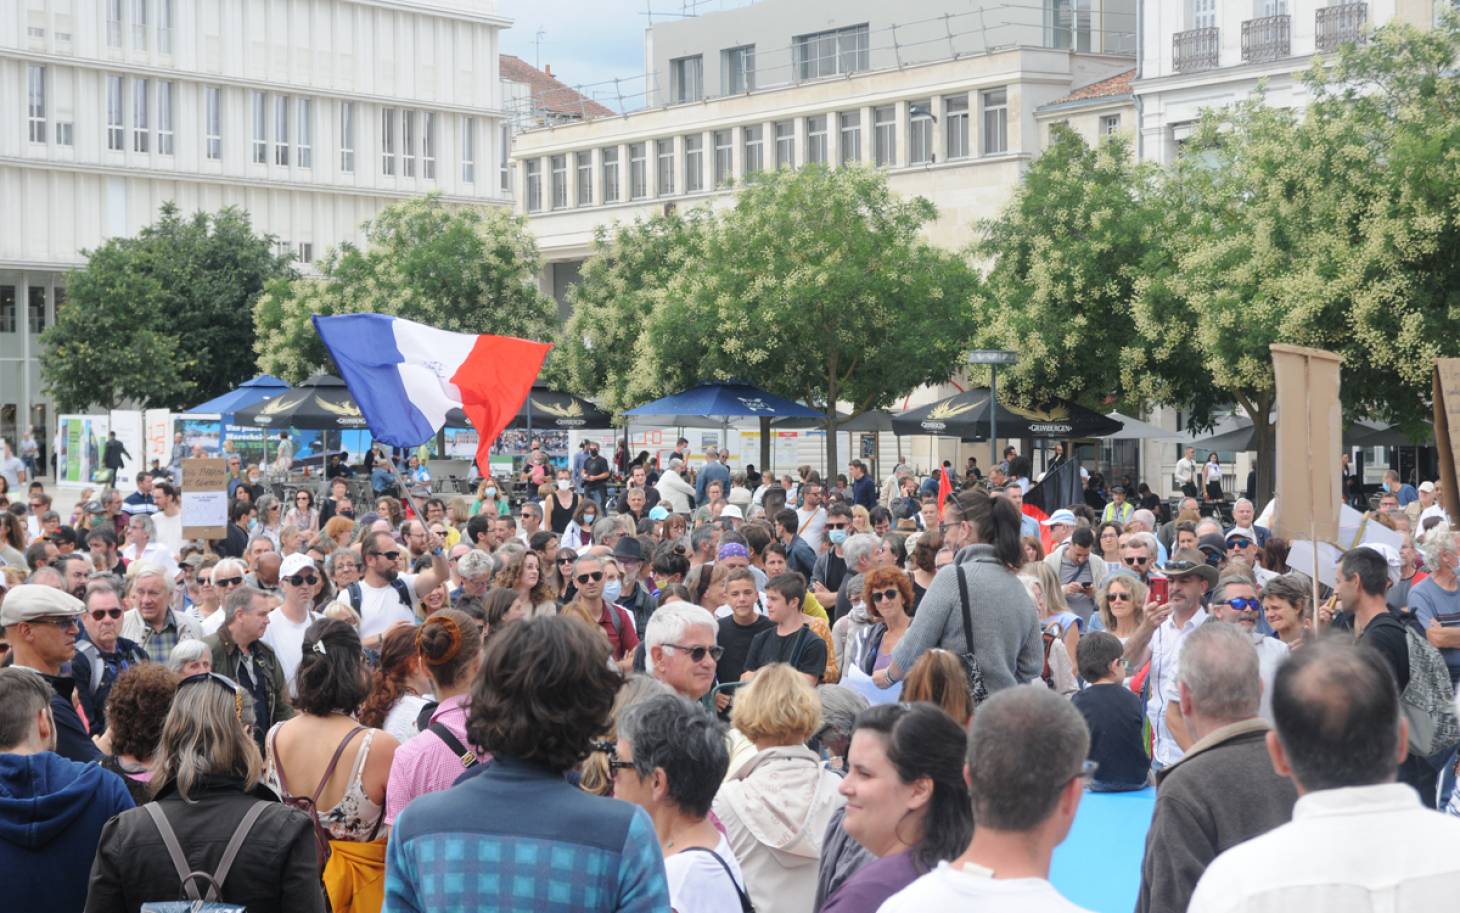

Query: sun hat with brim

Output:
[1163, 548, 1218, 586]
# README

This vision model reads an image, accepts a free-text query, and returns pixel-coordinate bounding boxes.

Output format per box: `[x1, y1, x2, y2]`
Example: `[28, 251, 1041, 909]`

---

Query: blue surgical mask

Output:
[485, 487, 497, 498]
[583, 513, 596, 524]
[602, 580, 622, 604]
[829, 529, 848, 546]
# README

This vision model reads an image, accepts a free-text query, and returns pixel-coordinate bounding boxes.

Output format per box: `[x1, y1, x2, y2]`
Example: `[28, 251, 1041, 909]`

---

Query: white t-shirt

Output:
[336, 573, 420, 639]
[382, 692, 434, 744]
[796, 506, 827, 552]
[261, 607, 323, 697]
[199, 608, 227, 636]
[152, 510, 184, 556]
[1175, 457, 1197, 485]
[878, 862, 1092, 913]
[665, 835, 748, 913]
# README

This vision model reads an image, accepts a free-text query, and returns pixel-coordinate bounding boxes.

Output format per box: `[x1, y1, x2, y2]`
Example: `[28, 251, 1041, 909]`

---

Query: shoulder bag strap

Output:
[956, 565, 977, 657]
[679, 847, 755, 913]
[428, 720, 479, 768]
[311, 725, 368, 805]
[144, 803, 204, 902]
[209, 801, 271, 899]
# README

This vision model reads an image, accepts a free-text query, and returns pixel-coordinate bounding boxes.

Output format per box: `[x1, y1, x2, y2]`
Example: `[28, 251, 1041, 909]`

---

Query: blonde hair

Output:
[732, 663, 822, 746]
[1019, 561, 1068, 619]
[150, 676, 261, 801]
[1098, 574, 1148, 633]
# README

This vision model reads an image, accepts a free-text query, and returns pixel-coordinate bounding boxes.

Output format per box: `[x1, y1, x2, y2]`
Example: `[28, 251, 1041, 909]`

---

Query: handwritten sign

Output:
[181, 458, 228, 539]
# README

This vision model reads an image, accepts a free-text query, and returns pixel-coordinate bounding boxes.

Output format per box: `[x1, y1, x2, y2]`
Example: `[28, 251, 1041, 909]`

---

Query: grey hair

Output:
[1130, 509, 1156, 530]
[210, 557, 248, 582]
[843, 533, 880, 569]
[245, 535, 276, 555]
[494, 540, 527, 563]
[644, 602, 718, 654]
[322, 550, 357, 576]
[1212, 574, 1260, 606]
[669, 458, 685, 472]
[966, 685, 1090, 831]
[126, 513, 156, 537]
[150, 672, 261, 801]
[573, 553, 604, 578]
[1178, 622, 1261, 722]
[26, 566, 63, 588]
[690, 525, 720, 555]
[0, 667, 54, 751]
[254, 494, 279, 519]
[458, 549, 496, 580]
[1419, 522, 1458, 571]
[1125, 531, 1158, 557]
[520, 501, 543, 520]
[846, 573, 865, 601]
[618, 693, 729, 817]
[166, 639, 211, 674]
[591, 516, 621, 545]
[1234, 497, 1254, 511]
[705, 446, 718, 459]
[1194, 519, 1223, 539]
[816, 684, 870, 744]
[222, 585, 267, 625]
[126, 560, 175, 594]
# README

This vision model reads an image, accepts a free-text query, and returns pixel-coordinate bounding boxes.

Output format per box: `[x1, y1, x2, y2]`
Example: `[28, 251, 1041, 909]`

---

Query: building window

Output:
[401, 110, 416, 177]
[981, 87, 1008, 155]
[656, 139, 674, 196]
[421, 112, 435, 179]
[27, 287, 46, 333]
[909, 99, 933, 165]
[206, 86, 223, 160]
[1049, 0, 1093, 52]
[56, 121, 73, 146]
[461, 116, 475, 183]
[380, 107, 396, 175]
[773, 120, 794, 169]
[723, 45, 755, 94]
[670, 55, 703, 104]
[498, 123, 509, 192]
[26, 66, 45, 143]
[576, 151, 593, 205]
[807, 115, 828, 165]
[297, 242, 313, 264]
[873, 105, 895, 167]
[525, 159, 542, 211]
[1100, 113, 1121, 136]
[713, 129, 733, 187]
[132, 78, 149, 152]
[106, 75, 125, 150]
[159, 0, 174, 53]
[296, 98, 312, 168]
[945, 94, 969, 160]
[684, 134, 704, 192]
[1193, 0, 1216, 30]
[273, 95, 289, 165]
[550, 154, 567, 208]
[131, 0, 147, 48]
[339, 101, 354, 172]
[602, 146, 620, 202]
[628, 142, 648, 199]
[0, 286, 15, 333]
[251, 90, 267, 163]
[839, 111, 861, 164]
[743, 125, 764, 176]
[157, 81, 174, 155]
[794, 24, 869, 80]
[107, 0, 123, 48]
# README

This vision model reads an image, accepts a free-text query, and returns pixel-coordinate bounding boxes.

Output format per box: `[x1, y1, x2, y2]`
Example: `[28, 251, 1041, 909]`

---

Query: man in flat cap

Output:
[1, 584, 98, 762]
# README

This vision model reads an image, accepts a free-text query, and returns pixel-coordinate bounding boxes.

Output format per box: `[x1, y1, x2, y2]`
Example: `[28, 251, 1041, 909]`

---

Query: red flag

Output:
[936, 468, 953, 517]
[453, 334, 553, 475]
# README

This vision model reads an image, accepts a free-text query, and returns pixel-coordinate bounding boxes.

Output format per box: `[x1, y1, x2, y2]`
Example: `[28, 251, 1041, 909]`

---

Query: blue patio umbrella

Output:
[625, 382, 822, 467]
[186, 374, 290, 415]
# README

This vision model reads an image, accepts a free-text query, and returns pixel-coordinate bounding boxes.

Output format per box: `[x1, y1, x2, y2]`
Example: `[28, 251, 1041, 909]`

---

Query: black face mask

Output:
[340, 510, 355, 519]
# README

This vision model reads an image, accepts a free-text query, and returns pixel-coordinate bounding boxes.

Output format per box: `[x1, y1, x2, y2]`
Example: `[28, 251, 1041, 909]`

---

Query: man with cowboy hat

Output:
[1144, 547, 1218, 770]
[612, 536, 656, 636]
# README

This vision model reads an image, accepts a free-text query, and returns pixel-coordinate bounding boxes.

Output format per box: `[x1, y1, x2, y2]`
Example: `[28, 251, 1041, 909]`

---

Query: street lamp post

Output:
[966, 349, 1020, 470]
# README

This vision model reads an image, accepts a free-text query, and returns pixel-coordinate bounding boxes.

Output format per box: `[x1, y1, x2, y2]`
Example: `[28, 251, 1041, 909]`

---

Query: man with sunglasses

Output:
[336, 529, 447, 648]
[1, 584, 99, 762]
[563, 554, 639, 671]
[260, 554, 325, 698]
[72, 579, 148, 736]
[1203, 576, 1289, 721]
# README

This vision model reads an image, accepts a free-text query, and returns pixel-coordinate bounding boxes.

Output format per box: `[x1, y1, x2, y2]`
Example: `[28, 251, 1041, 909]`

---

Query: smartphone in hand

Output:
[1150, 576, 1169, 605]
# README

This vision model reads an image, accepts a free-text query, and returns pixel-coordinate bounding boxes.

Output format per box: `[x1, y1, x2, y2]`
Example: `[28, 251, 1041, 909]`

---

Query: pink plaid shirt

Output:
[384, 694, 486, 825]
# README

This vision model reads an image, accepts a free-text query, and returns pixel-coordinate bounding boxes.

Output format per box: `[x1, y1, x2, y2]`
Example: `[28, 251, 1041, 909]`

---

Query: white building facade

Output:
[0, 0, 512, 449]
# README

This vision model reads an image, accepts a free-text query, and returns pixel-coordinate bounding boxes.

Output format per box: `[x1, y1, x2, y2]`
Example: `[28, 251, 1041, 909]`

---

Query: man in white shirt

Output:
[794, 480, 828, 553]
[262, 553, 324, 697]
[881, 686, 1094, 913]
[150, 482, 185, 558]
[1147, 548, 1213, 769]
[1175, 446, 1198, 497]
[333, 529, 447, 648]
[1188, 640, 1460, 913]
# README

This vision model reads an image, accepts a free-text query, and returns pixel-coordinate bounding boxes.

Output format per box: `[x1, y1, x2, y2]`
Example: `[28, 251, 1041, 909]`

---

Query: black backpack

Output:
[347, 579, 413, 614]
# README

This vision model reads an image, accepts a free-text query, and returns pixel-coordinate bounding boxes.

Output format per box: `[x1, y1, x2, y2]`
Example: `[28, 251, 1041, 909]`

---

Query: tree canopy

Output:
[41, 204, 292, 412]
[254, 194, 558, 382]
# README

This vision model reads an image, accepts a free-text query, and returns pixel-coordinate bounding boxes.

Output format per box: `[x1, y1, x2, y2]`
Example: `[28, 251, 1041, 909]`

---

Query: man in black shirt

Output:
[580, 442, 610, 509]
[716, 569, 774, 704]
[744, 573, 827, 684]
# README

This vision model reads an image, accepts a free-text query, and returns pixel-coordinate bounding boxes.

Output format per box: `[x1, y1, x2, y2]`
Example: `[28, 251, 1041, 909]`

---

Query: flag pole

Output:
[387, 449, 431, 525]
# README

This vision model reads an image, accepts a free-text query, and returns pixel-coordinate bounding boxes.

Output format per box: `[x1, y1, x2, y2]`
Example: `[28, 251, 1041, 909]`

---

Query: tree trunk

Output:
[759, 417, 771, 475]
[1247, 395, 1277, 512]
[825, 406, 839, 481]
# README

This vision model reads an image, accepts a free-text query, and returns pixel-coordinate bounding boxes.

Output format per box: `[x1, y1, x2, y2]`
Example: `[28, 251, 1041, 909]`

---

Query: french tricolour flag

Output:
[312, 314, 551, 471]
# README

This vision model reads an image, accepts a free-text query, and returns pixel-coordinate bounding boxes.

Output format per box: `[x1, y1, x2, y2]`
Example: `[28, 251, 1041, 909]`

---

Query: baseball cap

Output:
[1041, 509, 1077, 527]
[1197, 532, 1228, 559]
[0, 584, 85, 626]
[1224, 530, 1255, 546]
[1419, 481, 1436, 493]
[280, 554, 317, 578]
[648, 505, 671, 521]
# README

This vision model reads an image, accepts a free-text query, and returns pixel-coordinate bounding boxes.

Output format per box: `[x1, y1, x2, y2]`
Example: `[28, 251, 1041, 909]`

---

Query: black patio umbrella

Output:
[891, 388, 1122, 440]
[444, 386, 614, 431]
[232, 374, 368, 430]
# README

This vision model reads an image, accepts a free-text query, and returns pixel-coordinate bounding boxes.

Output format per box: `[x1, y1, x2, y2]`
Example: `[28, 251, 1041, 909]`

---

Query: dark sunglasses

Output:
[1223, 597, 1261, 612]
[666, 643, 724, 663]
[212, 576, 244, 588]
[870, 588, 900, 604]
[372, 550, 401, 561]
[577, 571, 604, 584]
[1124, 556, 1150, 566]
[28, 615, 80, 629]
[90, 608, 124, 621]
[1107, 591, 1133, 602]
[285, 573, 318, 587]
[558, 557, 576, 565]
[825, 522, 849, 530]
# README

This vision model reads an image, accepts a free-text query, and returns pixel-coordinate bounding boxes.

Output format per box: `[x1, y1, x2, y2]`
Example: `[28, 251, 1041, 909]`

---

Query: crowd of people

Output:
[2, 435, 1460, 913]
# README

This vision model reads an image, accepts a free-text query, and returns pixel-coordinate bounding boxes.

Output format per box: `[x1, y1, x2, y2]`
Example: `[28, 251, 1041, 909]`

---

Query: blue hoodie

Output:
[0, 752, 134, 913]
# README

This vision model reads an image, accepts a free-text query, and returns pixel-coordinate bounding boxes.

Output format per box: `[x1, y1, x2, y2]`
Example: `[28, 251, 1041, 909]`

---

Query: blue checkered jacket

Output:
[384, 754, 668, 913]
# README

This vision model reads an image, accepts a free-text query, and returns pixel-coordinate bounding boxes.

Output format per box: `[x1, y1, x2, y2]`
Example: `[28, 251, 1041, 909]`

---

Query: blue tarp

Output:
[1050, 786, 1156, 912]
[185, 374, 289, 415]
[624, 382, 822, 420]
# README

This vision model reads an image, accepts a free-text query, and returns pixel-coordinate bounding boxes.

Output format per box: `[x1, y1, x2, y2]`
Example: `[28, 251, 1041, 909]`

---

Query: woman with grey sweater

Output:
[872, 488, 1044, 694]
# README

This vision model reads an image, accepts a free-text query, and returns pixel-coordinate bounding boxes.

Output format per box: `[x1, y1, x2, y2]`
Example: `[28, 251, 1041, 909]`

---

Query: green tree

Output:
[653, 166, 979, 473]
[973, 126, 1157, 408]
[42, 203, 291, 411]
[254, 194, 558, 381]
[554, 208, 713, 413]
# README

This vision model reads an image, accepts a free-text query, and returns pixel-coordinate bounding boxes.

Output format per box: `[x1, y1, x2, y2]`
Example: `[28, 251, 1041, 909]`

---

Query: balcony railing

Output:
[1242, 15, 1291, 63]
[1173, 27, 1220, 73]
[1316, 3, 1368, 52]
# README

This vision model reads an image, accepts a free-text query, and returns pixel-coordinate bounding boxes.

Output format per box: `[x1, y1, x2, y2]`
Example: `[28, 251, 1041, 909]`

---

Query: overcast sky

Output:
[495, 0, 756, 112]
